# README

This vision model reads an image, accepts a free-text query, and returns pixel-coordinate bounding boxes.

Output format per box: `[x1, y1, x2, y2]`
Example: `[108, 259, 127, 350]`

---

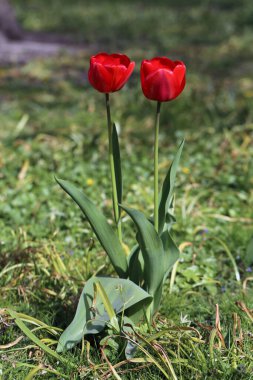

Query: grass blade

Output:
[211, 237, 240, 282]
[94, 281, 120, 332]
[245, 235, 253, 266]
[7, 309, 72, 367]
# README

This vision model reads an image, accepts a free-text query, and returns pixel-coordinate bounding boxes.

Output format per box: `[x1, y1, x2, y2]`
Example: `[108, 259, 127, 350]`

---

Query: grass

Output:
[1, 0, 253, 378]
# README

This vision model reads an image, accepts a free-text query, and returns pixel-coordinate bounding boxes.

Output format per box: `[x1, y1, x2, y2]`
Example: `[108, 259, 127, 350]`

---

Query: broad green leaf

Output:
[165, 214, 176, 232]
[120, 206, 164, 299]
[158, 140, 184, 234]
[245, 235, 253, 266]
[57, 276, 152, 352]
[161, 230, 180, 281]
[152, 231, 179, 314]
[127, 244, 144, 285]
[55, 178, 128, 278]
[152, 281, 163, 316]
[112, 123, 122, 216]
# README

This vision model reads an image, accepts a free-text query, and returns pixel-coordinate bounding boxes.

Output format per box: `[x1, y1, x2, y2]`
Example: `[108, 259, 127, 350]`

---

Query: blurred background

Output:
[0, 0, 252, 284]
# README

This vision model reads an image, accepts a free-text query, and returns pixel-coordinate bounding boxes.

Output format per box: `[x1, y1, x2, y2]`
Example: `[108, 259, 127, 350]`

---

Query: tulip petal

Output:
[118, 61, 135, 89]
[105, 64, 127, 91]
[152, 57, 176, 70]
[141, 60, 156, 78]
[90, 52, 109, 64]
[89, 62, 112, 93]
[173, 63, 186, 87]
[111, 53, 131, 66]
[142, 69, 175, 102]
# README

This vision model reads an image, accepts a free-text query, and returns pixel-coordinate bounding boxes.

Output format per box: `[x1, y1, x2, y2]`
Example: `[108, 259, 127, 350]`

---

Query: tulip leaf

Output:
[165, 212, 177, 232]
[127, 244, 144, 285]
[55, 178, 128, 278]
[245, 235, 253, 266]
[161, 230, 180, 280]
[56, 276, 152, 352]
[158, 140, 184, 234]
[152, 231, 180, 314]
[112, 123, 122, 216]
[120, 205, 165, 300]
[152, 281, 163, 316]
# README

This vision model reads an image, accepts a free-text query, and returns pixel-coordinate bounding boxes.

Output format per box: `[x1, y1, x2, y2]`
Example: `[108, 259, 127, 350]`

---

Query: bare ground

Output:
[0, 31, 85, 64]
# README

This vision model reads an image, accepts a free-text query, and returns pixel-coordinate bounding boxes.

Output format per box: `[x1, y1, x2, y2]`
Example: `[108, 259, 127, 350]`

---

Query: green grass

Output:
[1, 0, 253, 378]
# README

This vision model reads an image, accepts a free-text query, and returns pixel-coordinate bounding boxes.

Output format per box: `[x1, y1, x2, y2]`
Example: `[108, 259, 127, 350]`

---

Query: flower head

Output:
[140, 57, 186, 102]
[88, 52, 135, 93]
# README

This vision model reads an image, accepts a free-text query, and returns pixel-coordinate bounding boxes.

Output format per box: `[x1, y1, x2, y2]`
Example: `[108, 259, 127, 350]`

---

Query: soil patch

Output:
[0, 31, 85, 65]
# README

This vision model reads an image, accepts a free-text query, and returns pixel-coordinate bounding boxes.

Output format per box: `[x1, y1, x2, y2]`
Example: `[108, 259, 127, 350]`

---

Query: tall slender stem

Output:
[105, 93, 122, 243]
[154, 101, 161, 232]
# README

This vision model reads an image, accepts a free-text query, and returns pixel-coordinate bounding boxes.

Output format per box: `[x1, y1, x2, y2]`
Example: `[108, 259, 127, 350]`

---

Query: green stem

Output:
[105, 93, 122, 243]
[154, 101, 161, 232]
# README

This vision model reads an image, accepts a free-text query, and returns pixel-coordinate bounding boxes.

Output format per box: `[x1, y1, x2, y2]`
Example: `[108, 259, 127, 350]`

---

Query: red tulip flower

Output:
[140, 57, 186, 232]
[88, 52, 135, 242]
[140, 57, 186, 102]
[88, 52, 135, 93]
